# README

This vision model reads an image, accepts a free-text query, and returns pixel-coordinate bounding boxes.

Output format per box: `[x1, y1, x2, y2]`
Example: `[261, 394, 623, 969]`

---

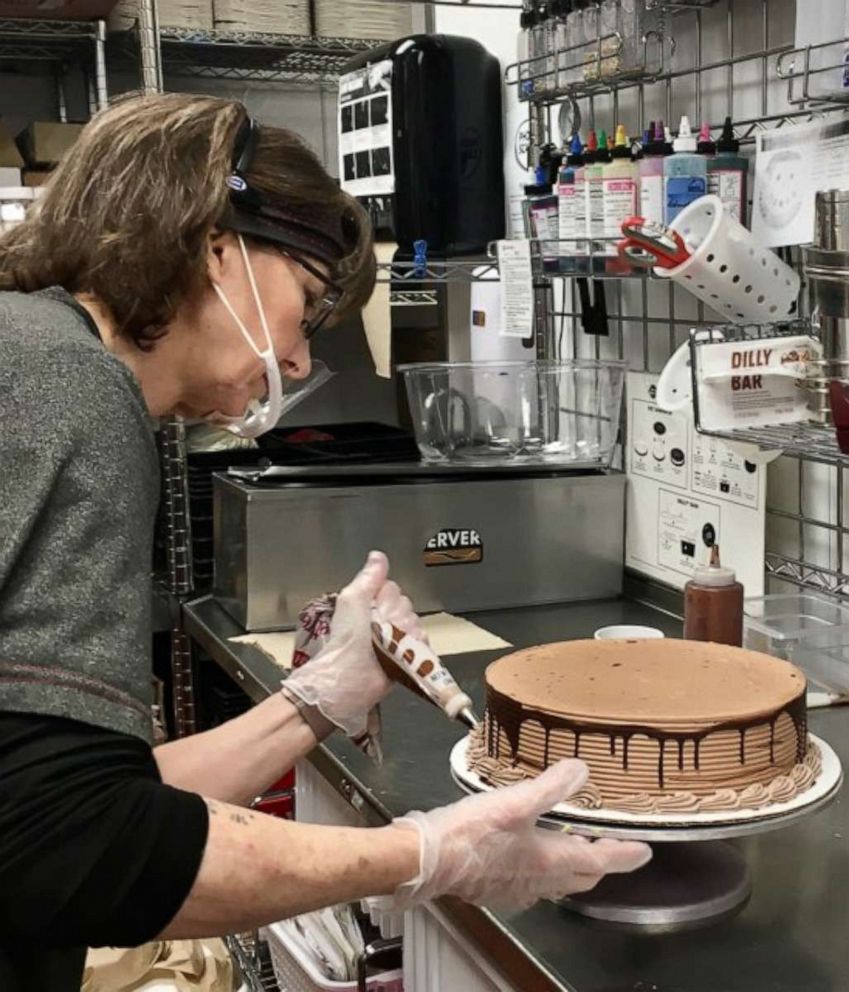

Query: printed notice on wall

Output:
[753, 116, 849, 247]
[496, 240, 534, 339]
[625, 371, 766, 596]
[339, 60, 394, 198]
[657, 490, 722, 577]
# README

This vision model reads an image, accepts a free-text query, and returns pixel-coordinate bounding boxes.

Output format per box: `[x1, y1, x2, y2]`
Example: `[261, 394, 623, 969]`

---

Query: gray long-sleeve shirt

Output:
[0, 287, 159, 743]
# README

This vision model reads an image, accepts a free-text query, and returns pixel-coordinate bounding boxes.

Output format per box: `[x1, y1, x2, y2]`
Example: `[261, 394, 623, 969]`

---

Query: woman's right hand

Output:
[387, 759, 652, 911]
[285, 551, 424, 739]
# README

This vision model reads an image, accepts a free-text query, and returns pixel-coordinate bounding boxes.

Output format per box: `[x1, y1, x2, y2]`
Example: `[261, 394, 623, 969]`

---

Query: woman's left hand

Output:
[284, 551, 425, 738]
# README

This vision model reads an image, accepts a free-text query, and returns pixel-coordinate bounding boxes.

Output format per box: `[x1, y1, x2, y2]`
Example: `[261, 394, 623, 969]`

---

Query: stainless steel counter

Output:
[184, 595, 849, 992]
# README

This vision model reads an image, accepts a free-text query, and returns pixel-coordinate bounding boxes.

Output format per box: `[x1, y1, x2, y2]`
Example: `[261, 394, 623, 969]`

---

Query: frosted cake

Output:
[468, 639, 821, 814]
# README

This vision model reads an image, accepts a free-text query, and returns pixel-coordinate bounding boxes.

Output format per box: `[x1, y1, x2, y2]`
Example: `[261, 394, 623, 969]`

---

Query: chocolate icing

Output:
[467, 723, 823, 815]
[486, 685, 807, 789]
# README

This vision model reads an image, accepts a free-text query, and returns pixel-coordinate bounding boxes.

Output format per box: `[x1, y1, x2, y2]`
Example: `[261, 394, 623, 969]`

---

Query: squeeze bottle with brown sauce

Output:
[683, 545, 744, 646]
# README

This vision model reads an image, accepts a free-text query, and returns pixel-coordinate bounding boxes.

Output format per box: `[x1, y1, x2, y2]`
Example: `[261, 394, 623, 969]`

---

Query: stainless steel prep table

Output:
[183, 595, 849, 992]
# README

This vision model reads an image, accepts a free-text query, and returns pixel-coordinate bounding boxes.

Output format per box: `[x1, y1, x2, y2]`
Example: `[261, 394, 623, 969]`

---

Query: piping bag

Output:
[370, 616, 480, 731]
[292, 595, 480, 765]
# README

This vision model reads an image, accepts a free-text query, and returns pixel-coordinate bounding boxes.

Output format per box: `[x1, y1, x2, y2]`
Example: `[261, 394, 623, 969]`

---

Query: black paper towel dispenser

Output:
[338, 34, 505, 255]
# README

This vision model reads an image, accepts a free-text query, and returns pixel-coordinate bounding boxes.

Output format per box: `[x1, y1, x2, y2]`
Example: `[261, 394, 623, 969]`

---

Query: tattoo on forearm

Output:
[206, 798, 256, 827]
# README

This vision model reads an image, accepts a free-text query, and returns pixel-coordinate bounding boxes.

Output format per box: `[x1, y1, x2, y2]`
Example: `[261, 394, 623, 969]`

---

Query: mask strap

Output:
[237, 234, 274, 353]
[212, 235, 275, 360]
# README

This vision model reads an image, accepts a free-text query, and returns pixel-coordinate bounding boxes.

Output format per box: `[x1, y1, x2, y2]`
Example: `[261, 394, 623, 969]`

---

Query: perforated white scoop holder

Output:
[654, 195, 801, 324]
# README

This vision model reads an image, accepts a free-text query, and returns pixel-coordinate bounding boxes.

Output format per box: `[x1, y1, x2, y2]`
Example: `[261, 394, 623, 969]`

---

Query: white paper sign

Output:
[496, 239, 534, 340]
[753, 117, 849, 247]
[657, 490, 722, 577]
[625, 372, 767, 596]
[339, 60, 395, 198]
[695, 336, 821, 431]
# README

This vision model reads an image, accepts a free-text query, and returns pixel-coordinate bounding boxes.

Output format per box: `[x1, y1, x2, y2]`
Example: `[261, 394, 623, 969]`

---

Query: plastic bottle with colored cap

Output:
[602, 124, 637, 272]
[663, 115, 707, 224]
[683, 545, 744, 647]
[586, 127, 609, 271]
[708, 116, 748, 225]
[697, 121, 716, 158]
[638, 120, 669, 224]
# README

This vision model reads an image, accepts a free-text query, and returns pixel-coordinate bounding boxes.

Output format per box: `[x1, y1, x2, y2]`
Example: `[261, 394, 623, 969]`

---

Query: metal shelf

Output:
[687, 322, 849, 469]
[777, 35, 849, 109]
[376, 258, 499, 284]
[226, 933, 279, 992]
[512, 10, 849, 143]
[0, 17, 99, 67]
[376, 242, 661, 286]
[645, 0, 718, 7]
[765, 551, 849, 599]
[696, 421, 848, 468]
[110, 26, 383, 83]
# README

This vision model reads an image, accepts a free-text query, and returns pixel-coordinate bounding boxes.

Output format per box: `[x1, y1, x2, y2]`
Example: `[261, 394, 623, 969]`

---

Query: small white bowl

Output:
[594, 625, 665, 640]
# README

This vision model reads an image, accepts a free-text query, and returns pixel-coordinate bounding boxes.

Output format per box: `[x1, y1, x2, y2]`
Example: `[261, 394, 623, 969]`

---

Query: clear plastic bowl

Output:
[398, 360, 626, 467]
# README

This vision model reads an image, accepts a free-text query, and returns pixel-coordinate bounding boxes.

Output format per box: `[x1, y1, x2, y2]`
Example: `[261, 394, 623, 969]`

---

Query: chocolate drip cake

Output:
[468, 639, 821, 814]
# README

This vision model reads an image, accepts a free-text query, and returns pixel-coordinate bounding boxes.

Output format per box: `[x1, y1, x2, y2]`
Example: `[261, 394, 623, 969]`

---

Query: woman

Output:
[0, 93, 650, 991]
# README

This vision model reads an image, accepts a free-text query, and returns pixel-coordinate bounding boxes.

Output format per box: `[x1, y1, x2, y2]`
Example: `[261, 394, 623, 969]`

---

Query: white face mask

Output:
[212, 234, 284, 439]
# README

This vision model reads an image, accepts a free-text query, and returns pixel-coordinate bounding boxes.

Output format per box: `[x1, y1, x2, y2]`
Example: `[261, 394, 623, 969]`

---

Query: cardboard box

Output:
[0, 167, 22, 186]
[0, 186, 33, 200]
[16, 122, 84, 168]
[23, 169, 52, 187]
[0, 122, 24, 168]
[0, 1, 118, 18]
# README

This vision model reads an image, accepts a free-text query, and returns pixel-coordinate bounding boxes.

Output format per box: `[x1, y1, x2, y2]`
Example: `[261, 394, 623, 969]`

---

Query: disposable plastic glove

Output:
[388, 759, 652, 912]
[285, 551, 425, 738]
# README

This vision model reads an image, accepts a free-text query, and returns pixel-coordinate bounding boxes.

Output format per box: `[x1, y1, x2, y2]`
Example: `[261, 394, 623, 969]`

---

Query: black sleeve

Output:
[0, 712, 209, 948]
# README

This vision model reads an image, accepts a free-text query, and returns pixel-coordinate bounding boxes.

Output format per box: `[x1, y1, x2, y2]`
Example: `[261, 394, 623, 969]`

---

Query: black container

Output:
[154, 423, 419, 594]
[339, 34, 505, 255]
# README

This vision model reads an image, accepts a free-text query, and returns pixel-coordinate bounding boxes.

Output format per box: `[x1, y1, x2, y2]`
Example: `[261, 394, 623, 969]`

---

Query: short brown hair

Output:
[0, 93, 375, 348]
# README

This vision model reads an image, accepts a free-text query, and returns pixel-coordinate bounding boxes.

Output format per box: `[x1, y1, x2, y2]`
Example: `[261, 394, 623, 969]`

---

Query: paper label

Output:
[496, 240, 534, 339]
[707, 169, 745, 222]
[558, 183, 576, 249]
[625, 372, 766, 596]
[691, 434, 761, 508]
[603, 177, 637, 250]
[508, 193, 526, 240]
[529, 200, 559, 261]
[665, 175, 707, 222]
[588, 173, 605, 240]
[696, 336, 821, 431]
[574, 175, 589, 248]
[639, 174, 664, 225]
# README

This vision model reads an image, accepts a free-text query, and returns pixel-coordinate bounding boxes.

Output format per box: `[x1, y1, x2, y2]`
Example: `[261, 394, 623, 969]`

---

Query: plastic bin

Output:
[263, 920, 402, 992]
[792, 633, 849, 694]
[743, 593, 849, 660]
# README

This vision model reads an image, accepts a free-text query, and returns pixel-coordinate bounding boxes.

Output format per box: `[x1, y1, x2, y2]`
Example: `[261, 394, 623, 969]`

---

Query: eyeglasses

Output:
[288, 251, 344, 341]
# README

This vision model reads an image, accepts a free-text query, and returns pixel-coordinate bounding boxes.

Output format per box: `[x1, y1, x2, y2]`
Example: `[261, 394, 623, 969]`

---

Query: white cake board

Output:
[449, 733, 842, 842]
[450, 733, 842, 928]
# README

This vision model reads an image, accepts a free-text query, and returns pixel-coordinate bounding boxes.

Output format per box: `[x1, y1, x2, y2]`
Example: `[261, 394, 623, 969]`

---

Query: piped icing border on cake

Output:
[467, 723, 822, 814]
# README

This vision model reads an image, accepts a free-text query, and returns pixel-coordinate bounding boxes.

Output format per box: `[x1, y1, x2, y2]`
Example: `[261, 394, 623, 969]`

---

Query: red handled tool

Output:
[617, 216, 691, 270]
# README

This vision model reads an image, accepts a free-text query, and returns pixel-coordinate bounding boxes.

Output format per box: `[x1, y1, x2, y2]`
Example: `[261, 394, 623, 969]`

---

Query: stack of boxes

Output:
[108, 0, 411, 41]
[109, 0, 214, 31]
[213, 0, 310, 35]
[314, 0, 413, 40]
[0, 118, 83, 232]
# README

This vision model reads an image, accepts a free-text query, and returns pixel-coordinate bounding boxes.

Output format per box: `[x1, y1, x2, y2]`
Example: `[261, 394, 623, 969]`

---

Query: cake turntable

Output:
[449, 734, 843, 931]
